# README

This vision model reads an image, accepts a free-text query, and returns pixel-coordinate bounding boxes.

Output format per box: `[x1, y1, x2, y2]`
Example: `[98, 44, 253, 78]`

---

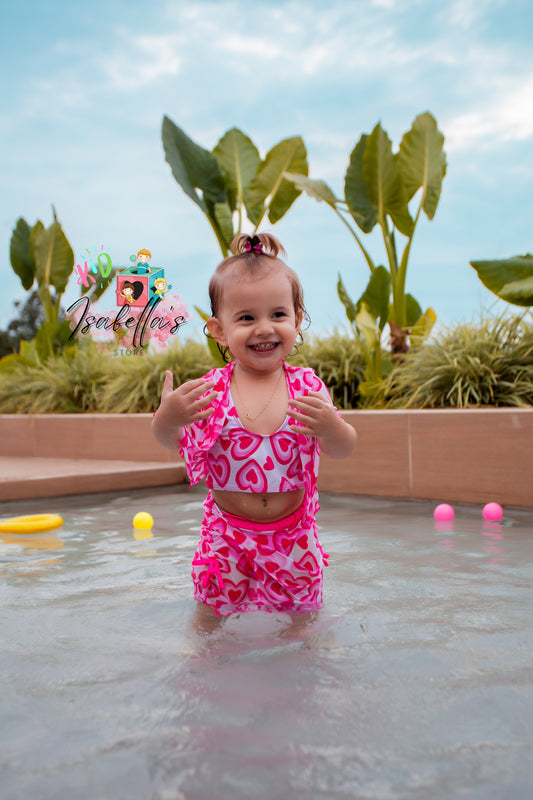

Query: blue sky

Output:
[2, 0, 532, 339]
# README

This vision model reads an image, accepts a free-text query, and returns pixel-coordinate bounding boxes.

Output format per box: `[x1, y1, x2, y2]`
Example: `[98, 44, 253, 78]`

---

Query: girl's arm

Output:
[287, 391, 357, 459]
[152, 371, 217, 450]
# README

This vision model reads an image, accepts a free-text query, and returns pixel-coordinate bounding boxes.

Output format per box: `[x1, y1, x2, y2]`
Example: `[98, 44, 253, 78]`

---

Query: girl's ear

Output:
[206, 316, 227, 346]
[295, 309, 303, 330]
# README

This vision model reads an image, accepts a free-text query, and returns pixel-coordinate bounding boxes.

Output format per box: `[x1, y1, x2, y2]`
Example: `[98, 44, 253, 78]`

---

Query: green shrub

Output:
[287, 331, 365, 409]
[0, 340, 109, 413]
[384, 314, 533, 408]
[0, 332, 364, 413]
[3, 319, 531, 413]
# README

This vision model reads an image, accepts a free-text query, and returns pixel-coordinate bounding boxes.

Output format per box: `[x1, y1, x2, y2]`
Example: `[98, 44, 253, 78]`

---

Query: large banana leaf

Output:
[344, 135, 377, 233]
[409, 307, 437, 348]
[355, 303, 379, 351]
[162, 116, 226, 213]
[399, 112, 447, 220]
[212, 201, 234, 248]
[337, 266, 390, 333]
[337, 275, 357, 324]
[357, 265, 391, 331]
[283, 172, 338, 207]
[405, 293, 422, 327]
[10, 218, 35, 290]
[470, 255, 533, 307]
[363, 123, 414, 237]
[247, 136, 308, 226]
[213, 128, 260, 213]
[29, 220, 74, 295]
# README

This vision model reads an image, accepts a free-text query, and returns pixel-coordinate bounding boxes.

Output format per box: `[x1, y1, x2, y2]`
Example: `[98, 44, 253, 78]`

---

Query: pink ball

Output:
[434, 503, 455, 522]
[482, 502, 503, 521]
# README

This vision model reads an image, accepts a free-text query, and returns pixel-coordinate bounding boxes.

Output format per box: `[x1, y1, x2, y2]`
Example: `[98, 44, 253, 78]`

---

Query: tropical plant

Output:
[470, 254, 533, 307]
[162, 117, 308, 258]
[383, 314, 533, 408]
[8, 208, 75, 362]
[285, 111, 446, 394]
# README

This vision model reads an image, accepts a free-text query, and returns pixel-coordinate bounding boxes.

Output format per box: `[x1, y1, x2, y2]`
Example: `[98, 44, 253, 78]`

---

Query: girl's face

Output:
[206, 268, 302, 374]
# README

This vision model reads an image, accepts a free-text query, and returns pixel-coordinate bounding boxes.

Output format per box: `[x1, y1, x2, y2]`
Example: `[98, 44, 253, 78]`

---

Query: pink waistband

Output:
[210, 494, 306, 534]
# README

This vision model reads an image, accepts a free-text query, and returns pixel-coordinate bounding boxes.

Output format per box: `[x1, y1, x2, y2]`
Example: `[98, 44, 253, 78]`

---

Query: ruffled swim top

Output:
[205, 392, 305, 493]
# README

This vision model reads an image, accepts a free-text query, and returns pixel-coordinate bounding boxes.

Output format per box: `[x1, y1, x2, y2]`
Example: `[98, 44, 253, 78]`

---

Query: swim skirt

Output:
[192, 492, 329, 616]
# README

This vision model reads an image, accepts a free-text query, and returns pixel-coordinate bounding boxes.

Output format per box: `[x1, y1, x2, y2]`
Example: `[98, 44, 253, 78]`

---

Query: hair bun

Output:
[230, 233, 286, 258]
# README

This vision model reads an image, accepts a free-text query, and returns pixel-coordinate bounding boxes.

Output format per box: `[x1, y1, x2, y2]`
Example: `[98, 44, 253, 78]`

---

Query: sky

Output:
[2, 0, 532, 340]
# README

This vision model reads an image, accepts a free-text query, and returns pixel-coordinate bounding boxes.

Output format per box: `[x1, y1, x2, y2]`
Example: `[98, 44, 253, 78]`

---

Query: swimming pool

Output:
[1, 486, 532, 799]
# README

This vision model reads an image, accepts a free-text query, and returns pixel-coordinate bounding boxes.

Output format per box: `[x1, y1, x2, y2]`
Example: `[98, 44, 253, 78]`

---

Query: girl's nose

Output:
[254, 318, 274, 336]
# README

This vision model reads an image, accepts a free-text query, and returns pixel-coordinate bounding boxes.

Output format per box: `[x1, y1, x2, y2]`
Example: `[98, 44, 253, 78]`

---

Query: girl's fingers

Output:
[288, 403, 329, 421]
[288, 423, 313, 436]
[192, 406, 215, 421]
[181, 378, 215, 399]
[192, 390, 217, 410]
[161, 370, 175, 398]
[289, 394, 331, 410]
[288, 408, 309, 422]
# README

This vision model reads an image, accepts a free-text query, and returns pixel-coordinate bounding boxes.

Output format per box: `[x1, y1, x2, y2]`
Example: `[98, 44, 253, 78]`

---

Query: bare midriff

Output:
[211, 488, 305, 523]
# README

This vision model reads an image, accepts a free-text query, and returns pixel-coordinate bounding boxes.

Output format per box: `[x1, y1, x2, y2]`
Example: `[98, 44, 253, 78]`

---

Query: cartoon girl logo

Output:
[120, 280, 144, 304]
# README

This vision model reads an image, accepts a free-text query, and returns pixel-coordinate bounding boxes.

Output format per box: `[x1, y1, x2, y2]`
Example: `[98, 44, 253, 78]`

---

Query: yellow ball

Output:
[133, 511, 154, 530]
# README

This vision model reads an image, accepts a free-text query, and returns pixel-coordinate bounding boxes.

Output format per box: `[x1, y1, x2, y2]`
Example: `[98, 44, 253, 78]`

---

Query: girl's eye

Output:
[273, 311, 287, 318]
[239, 314, 253, 321]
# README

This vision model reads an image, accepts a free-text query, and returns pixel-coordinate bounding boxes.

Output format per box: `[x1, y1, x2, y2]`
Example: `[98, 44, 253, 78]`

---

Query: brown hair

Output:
[209, 233, 305, 318]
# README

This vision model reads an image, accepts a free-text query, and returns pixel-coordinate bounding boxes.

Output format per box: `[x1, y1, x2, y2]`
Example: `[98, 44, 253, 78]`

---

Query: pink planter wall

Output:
[1, 409, 532, 507]
[319, 408, 533, 507]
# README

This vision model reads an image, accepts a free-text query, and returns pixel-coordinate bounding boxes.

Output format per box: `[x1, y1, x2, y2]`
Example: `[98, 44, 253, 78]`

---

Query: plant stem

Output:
[334, 208, 375, 273]
[395, 197, 422, 325]
[208, 217, 230, 257]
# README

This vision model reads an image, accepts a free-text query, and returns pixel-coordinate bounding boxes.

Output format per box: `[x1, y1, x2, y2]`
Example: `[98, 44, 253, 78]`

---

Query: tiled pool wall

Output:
[1, 409, 532, 507]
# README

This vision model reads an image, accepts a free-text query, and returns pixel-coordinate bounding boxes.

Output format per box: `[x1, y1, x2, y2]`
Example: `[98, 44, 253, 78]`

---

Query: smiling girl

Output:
[152, 234, 356, 624]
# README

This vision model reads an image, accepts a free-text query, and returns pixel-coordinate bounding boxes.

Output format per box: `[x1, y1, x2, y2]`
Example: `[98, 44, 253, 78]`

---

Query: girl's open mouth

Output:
[249, 342, 279, 352]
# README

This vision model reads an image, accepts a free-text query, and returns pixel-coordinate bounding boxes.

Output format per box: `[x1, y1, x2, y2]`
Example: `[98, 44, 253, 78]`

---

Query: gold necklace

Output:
[232, 368, 284, 421]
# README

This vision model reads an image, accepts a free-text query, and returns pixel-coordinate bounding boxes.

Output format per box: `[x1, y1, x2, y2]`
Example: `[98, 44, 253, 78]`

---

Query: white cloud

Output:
[104, 32, 183, 90]
[443, 0, 504, 29]
[445, 73, 533, 150]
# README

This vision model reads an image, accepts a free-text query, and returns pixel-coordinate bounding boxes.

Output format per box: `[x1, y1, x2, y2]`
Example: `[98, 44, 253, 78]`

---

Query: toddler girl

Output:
[152, 234, 356, 623]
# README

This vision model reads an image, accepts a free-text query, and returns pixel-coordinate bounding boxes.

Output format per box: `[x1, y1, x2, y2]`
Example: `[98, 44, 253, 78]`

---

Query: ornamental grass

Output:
[1, 318, 532, 413]
[384, 314, 533, 408]
[0, 341, 108, 413]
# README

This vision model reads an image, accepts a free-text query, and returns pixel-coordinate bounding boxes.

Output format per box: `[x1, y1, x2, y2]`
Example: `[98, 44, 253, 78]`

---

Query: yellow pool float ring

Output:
[0, 514, 63, 534]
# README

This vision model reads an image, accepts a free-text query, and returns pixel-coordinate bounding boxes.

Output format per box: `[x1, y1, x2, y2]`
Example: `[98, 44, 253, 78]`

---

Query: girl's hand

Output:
[158, 371, 217, 427]
[288, 391, 357, 459]
[152, 371, 218, 449]
[287, 391, 338, 438]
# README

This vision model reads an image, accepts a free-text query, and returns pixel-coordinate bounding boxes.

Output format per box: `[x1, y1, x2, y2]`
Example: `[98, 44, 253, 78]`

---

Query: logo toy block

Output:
[116, 266, 166, 307]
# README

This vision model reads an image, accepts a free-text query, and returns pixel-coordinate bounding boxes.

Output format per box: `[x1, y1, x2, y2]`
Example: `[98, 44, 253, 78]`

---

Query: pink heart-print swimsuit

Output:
[205, 391, 305, 493]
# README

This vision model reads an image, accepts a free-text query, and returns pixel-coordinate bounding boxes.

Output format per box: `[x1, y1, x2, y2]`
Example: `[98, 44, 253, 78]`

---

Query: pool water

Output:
[1, 486, 532, 799]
